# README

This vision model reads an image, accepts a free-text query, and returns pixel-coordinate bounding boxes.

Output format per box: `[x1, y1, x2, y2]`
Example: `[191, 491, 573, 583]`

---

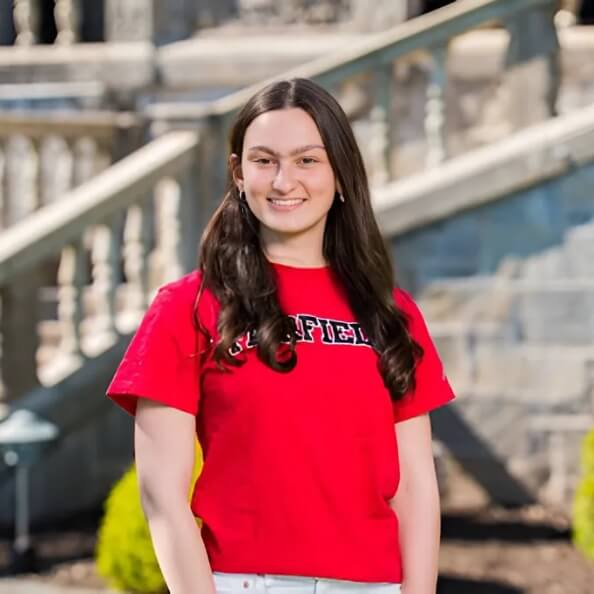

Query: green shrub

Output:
[572, 428, 594, 561]
[96, 442, 203, 593]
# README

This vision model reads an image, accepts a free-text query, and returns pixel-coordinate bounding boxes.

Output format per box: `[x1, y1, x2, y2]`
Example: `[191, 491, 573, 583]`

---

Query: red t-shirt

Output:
[107, 263, 455, 584]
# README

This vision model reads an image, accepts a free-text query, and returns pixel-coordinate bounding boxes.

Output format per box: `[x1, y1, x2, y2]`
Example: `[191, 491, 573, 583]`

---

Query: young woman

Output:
[107, 77, 455, 594]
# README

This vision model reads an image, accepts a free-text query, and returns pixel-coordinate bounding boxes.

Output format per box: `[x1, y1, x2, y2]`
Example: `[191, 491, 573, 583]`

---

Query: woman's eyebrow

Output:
[247, 144, 326, 156]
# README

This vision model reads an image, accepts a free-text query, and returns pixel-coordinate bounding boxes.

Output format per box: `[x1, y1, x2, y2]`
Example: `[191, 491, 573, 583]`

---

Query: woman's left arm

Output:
[389, 413, 441, 594]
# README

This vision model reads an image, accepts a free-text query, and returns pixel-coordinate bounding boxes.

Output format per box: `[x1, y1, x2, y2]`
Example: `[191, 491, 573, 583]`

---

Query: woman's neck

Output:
[260, 224, 327, 268]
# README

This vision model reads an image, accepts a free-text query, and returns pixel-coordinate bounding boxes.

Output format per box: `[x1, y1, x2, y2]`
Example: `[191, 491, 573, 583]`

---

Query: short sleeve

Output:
[392, 289, 455, 424]
[106, 275, 202, 417]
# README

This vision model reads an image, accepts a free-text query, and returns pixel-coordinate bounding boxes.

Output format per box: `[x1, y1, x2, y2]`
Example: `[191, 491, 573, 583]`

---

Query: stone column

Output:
[105, 0, 198, 45]
[350, 0, 408, 31]
[104, 0, 153, 42]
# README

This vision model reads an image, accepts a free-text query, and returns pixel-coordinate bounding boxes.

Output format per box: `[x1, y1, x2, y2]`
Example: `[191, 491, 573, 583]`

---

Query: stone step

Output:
[420, 277, 594, 345]
[427, 317, 594, 405]
[513, 279, 594, 345]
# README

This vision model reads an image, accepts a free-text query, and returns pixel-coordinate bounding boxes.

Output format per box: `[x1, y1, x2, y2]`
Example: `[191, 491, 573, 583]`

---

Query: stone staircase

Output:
[0, 0, 582, 525]
[418, 220, 594, 506]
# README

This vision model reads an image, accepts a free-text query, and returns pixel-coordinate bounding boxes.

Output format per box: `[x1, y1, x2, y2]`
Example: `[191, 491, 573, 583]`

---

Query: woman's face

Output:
[232, 107, 339, 240]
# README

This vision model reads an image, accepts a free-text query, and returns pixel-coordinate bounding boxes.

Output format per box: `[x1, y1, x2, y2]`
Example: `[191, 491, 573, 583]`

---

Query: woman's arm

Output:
[389, 414, 441, 594]
[135, 399, 216, 594]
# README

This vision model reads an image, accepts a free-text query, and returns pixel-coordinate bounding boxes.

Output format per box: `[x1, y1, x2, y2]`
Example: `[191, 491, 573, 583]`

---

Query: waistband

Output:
[212, 571, 401, 593]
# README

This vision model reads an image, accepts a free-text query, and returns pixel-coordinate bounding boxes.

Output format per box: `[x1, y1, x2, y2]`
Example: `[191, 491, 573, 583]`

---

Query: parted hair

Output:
[197, 77, 423, 402]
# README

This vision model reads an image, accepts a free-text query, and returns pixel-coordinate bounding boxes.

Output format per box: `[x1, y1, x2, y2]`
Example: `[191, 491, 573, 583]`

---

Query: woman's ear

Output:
[229, 153, 243, 190]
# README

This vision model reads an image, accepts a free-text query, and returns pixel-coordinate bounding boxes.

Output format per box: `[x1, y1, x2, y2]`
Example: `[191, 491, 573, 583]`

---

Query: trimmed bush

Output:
[572, 428, 594, 561]
[96, 441, 203, 593]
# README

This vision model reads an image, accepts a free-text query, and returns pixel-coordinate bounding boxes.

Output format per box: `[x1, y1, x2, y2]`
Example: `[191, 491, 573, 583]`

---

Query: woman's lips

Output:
[267, 198, 306, 211]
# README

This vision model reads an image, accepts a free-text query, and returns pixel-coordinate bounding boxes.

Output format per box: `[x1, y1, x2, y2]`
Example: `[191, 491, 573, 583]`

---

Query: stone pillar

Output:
[104, 0, 153, 42]
[350, 0, 408, 31]
[105, 0, 198, 45]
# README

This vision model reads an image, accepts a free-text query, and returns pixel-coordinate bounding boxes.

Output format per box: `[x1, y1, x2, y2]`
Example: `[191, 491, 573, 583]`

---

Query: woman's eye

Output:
[254, 158, 272, 165]
[300, 157, 317, 165]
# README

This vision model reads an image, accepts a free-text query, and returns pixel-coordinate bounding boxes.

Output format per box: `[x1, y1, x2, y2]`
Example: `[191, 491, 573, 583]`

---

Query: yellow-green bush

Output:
[572, 428, 594, 561]
[96, 442, 203, 593]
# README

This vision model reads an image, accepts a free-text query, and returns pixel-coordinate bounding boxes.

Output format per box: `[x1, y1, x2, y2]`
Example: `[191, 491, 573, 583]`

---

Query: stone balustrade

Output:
[0, 130, 200, 403]
[147, 0, 561, 193]
[0, 0, 576, 521]
[0, 111, 141, 229]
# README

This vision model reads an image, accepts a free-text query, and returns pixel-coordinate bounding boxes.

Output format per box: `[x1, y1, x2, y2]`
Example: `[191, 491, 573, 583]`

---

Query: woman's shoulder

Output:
[392, 286, 416, 313]
[149, 270, 219, 328]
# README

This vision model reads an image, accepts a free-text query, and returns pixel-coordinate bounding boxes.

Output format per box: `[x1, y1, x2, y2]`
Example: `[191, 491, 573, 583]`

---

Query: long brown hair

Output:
[198, 78, 422, 402]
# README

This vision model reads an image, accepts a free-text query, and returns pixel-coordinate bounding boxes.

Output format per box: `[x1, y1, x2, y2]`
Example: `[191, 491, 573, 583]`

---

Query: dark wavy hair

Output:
[197, 77, 423, 402]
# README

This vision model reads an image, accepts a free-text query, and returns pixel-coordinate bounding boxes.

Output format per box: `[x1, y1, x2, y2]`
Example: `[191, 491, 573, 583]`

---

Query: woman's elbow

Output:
[138, 475, 188, 519]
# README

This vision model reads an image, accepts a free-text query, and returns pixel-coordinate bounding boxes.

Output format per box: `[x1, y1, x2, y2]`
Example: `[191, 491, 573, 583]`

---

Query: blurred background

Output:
[1, 1, 594, 593]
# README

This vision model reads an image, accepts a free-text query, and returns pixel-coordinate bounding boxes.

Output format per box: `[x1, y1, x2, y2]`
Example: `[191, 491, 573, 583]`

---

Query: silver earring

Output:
[239, 190, 246, 201]
[338, 193, 345, 203]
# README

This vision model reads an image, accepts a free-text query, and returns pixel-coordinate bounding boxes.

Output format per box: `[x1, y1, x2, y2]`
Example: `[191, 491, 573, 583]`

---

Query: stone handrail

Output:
[0, 111, 143, 229]
[0, 130, 201, 403]
[149, 0, 560, 193]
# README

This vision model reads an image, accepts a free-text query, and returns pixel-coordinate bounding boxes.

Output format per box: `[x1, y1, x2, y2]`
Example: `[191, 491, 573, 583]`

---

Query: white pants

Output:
[213, 571, 401, 594]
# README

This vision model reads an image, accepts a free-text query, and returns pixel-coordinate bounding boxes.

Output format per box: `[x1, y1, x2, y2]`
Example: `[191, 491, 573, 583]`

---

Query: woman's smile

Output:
[267, 197, 307, 211]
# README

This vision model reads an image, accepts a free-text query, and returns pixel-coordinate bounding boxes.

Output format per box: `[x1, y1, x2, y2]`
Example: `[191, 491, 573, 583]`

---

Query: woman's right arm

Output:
[135, 399, 216, 594]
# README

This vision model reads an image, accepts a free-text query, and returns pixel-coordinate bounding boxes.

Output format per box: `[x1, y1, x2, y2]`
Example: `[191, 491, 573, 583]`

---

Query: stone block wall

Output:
[399, 202, 594, 507]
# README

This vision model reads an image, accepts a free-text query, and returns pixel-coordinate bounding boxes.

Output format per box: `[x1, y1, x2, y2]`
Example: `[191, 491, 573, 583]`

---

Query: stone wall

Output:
[392, 161, 594, 509]
[391, 160, 594, 292]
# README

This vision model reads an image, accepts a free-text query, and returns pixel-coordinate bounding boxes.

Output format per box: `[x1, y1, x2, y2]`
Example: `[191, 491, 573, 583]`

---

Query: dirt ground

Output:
[0, 463, 593, 594]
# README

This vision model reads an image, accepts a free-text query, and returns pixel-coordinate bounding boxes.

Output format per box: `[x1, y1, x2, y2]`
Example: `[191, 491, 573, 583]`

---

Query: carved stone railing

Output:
[8, 0, 79, 45]
[2, 0, 210, 46]
[0, 111, 142, 229]
[148, 0, 560, 189]
[0, 131, 201, 403]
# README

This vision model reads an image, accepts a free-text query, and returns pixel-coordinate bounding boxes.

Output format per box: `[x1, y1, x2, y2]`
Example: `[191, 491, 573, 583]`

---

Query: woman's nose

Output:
[271, 164, 297, 193]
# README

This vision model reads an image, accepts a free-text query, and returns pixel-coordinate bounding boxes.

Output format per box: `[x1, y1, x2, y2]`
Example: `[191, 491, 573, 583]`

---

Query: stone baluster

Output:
[54, 0, 79, 45]
[89, 221, 120, 353]
[150, 178, 184, 287]
[52, 241, 86, 379]
[121, 200, 153, 329]
[39, 135, 74, 207]
[12, 0, 38, 46]
[373, 63, 396, 183]
[4, 135, 38, 226]
[0, 270, 42, 402]
[425, 43, 448, 168]
[72, 137, 100, 187]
